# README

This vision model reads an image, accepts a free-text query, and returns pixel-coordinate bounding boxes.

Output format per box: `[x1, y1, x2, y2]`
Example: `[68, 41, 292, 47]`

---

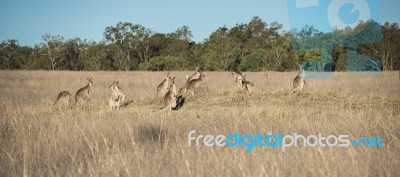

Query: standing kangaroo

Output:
[108, 81, 124, 110]
[160, 77, 177, 111]
[108, 81, 132, 110]
[75, 78, 93, 103]
[292, 65, 306, 94]
[157, 72, 171, 98]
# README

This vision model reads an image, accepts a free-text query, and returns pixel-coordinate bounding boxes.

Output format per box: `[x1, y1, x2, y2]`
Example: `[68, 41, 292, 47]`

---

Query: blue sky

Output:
[0, 0, 399, 46]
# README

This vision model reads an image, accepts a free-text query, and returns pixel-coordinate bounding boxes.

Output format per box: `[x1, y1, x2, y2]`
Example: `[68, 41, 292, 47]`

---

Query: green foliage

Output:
[81, 42, 111, 71]
[333, 47, 347, 71]
[238, 52, 263, 71]
[202, 27, 242, 71]
[138, 55, 186, 71]
[0, 18, 399, 71]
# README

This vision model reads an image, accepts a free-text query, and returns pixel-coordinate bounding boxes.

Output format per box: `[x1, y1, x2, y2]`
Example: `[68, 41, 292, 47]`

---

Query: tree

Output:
[358, 22, 400, 70]
[64, 38, 87, 70]
[0, 39, 19, 69]
[239, 52, 263, 71]
[263, 33, 295, 71]
[40, 34, 65, 70]
[81, 42, 110, 71]
[133, 26, 153, 63]
[162, 26, 193, 59]
[104, 22, 152, 70]
[202, 27, 242, 70]
[13, 46, 36, 69]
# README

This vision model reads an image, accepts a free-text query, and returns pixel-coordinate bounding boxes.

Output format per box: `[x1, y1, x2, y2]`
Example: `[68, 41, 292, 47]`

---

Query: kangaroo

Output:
[55, 91, 71, 106]
[75, 77, 93, 103]
[160, 77, 177, 111]
[232, 71, 244, 88]
[187, 66, 201, 83]
[292, 65, 306, 94]
[108, 81, 127, 110]
[157, 72, 171, 98]
[108, 95, 121, 110]
[114, 81, 126, 103]
[185, 72, 206, 96]
[241, 75, 255, 93]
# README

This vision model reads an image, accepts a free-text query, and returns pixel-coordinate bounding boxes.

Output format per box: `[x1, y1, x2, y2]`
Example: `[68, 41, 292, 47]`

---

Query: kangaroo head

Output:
[87, 77, 93, 85]
[109, 81, 119, 91]
[164, 72, 170, 79]
[169, 77, 175, 85]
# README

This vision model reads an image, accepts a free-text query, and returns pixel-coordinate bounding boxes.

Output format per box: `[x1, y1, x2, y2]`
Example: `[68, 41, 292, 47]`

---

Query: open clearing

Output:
[0, 71, 399, 177]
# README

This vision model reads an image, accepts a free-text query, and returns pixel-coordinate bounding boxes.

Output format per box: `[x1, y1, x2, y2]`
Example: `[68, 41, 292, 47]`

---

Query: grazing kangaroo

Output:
[292, 65, 306, 94]
[187, 66, 201, 83]
[55, 91, 71, 106]
[241, 75, 255, 93]
[232, 71, 244, 87]
[157, 72, 171, 98]
[185, 72, 206, 96]
[75, 78, 93, 103]
[108, 81, 127, 110]
[160, 77, 177, 111]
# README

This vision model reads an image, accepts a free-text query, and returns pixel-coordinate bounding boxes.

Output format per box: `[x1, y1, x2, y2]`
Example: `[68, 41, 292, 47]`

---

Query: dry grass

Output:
[0, 70, 399, 177]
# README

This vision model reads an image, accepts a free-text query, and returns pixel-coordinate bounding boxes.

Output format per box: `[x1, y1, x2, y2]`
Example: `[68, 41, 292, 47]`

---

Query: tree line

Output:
[1, 17, 399, 71]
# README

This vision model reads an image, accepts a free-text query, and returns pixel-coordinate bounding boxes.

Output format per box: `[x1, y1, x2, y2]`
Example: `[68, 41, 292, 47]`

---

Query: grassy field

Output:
[0, 70, 399, 177]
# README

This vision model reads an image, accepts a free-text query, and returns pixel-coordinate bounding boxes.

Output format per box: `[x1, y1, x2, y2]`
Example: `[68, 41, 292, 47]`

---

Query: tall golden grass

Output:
[0, 70, 399, 177]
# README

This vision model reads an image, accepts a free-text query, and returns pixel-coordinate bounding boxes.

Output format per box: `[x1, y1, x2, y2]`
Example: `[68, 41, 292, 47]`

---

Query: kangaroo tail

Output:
[120, 100, 134, 107]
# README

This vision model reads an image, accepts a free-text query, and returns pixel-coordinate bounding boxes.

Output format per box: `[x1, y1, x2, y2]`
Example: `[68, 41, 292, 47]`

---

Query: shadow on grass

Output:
[137, 125, 168, 146]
